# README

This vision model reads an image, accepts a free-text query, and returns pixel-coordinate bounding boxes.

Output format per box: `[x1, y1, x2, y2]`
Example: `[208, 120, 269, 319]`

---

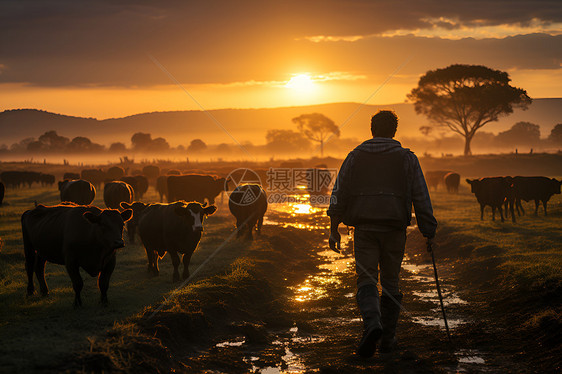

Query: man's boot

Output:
[356, 284, 383, 358]
[380, 293, 403, 353]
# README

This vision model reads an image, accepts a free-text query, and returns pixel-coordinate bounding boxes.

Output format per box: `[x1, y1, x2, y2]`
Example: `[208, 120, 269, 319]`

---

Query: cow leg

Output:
[34, 255, 49, 296]
[257, 216, 264, 235]
[509, 199, 516, 223]
[145, 247, 159, 276]
[65, 262, 83, 307]
[170, 251, 181, 282]
[491, 206, 495, 221]
[499, 205, 505, 222]
[518, 200, 525, 216]
[236, 219, 243, 238]
[98, 255, 116, 306]
[534, 200, 540, 216]
[542, 200, 548, 216]
[480, 204, 484, 220]
[181, 252, 193, 280]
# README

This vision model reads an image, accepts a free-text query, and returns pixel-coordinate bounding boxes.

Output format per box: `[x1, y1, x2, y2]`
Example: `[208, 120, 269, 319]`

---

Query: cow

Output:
[21, 204, 132, 306]
[81, 169, 106, 189]
[142, 165, 160, 180]
[103, 181, 133, 211]
[425, 170, 451, 191]
[228, 184, 268, 240]
[1, 171, 41, 188]
[133, 201, 216, 281]
[167, 174, 227, 204]
[156, 175, 168, 202]
[134, 175, 149, 199]
[444, 172, 461, 193]
[38, 173, 55, 187]
[466, 177, 515, 223]
[0, 181, 4, 205]
[59, 179, 96, 205]
[106, 166, 125, 180]
[63, 172, 80, 181]
[120, 201, 151, 243]
[511, 176, 562, 216]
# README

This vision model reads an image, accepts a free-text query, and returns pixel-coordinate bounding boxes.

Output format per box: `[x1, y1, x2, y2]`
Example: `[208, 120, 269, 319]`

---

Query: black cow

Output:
[228, 184, 268, 240]
[59, 179, 96, 205]
[466, 177, 515, 223]
[444, 172, 460, 193]
[134, 175, 149, 199]
[426, 170, 451, 191]
[0, 181, 4, 205]
[21, 204, 132, 306]
[512, 176, 562, 216]
[135, 201, 216, 281]
[104, 181, 133, 210]
[167, 174, 226, 204]
[156, 175, 168, 202]
[81, 169, 106, 189]
[106, 166, 125, 180]
[120, 201, 151, 244]
[1, 171, 41, 188]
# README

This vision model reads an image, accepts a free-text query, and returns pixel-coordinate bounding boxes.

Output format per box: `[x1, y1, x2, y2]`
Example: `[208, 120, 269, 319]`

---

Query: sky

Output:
[1, 0, 561, 119]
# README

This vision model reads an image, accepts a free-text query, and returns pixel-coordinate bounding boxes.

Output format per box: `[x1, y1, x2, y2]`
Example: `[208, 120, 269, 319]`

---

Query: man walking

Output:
[327, 110, 437, 358]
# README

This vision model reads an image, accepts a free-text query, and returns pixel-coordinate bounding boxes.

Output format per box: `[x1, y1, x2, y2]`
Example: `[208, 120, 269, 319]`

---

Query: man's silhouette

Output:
[327, 110, 437, 358]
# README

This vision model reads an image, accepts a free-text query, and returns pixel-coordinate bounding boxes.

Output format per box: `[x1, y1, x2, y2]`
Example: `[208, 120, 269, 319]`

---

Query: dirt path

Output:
[173, 198, 529, 373]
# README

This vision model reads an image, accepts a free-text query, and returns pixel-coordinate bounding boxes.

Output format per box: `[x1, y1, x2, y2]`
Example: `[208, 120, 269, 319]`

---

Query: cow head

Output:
[552, 178, 562, 194]
[120, 201, 149, 225]
[58, 180, 69, 192]
[174, 202, 217, 232]
[465, 179, 476, 193]
[83, 209, 133, 250]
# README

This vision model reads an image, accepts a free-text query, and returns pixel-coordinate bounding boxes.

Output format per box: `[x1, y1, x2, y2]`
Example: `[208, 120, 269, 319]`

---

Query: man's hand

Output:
[329, 230, 341, 253]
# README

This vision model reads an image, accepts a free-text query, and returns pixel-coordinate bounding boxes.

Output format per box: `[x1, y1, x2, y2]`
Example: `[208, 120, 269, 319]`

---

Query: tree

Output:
[292, 113, 340, 157]
[151, 137, 170, 151]
[131, 132, 153, 150]
[548, 124, 562, 145]
[109, 142, 127, 152]
[408, 64, 532, 156]
[496, 122, 540, 147]
[38, 130, 69, 149]
[188, 139, 207, 152]
[265, 129, 311, 153]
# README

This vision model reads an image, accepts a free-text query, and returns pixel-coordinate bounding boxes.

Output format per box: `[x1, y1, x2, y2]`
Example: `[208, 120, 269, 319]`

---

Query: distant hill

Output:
[1, 99, 560, 147]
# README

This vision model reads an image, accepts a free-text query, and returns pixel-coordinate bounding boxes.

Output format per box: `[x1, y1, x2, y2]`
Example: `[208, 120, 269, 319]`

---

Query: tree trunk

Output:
[320, 139, 324, 157]
[464, 135, 473, 156]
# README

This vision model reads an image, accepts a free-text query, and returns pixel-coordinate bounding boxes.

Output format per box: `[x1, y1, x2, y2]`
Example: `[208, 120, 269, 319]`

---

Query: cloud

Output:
[0, 0, 561, 87]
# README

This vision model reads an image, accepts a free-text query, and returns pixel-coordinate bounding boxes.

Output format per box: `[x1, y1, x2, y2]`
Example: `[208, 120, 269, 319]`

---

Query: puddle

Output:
[215, 337, 245, 347]
[411, 316, 466, 329]
[412, 290, 468, 305]
[454, 349, 488, 372]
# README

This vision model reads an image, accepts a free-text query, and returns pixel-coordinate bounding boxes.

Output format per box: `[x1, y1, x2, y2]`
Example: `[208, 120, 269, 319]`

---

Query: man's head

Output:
[371, 110, 398, 138]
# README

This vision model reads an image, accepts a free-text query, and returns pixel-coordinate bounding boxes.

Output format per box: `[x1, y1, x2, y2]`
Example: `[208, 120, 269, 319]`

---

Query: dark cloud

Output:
[0, 0, 561, 86]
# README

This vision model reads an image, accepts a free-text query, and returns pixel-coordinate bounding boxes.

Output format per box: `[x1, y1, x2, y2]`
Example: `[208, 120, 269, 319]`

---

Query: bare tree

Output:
[292, 113, 339, 157]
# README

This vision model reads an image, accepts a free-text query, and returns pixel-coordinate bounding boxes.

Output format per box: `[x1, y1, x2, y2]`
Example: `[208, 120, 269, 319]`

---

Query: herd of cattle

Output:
[1, 165, 560, 307]
[1, 167, 268, 307]
[425, 169, 561, 223]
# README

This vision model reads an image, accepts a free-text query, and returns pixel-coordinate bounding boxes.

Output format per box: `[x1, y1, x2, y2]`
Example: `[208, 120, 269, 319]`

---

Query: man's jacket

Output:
[327, 137, 437, 238]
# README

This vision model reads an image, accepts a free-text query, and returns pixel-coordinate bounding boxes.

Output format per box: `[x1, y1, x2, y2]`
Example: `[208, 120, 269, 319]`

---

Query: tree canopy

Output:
[496, 121, 540, 146]
[292, 113, 339, 157]
[408, 64, 532, 155]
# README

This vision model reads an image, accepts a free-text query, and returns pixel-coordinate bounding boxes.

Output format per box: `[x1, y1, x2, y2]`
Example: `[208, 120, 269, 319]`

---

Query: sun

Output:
[285, 74, 316, 93]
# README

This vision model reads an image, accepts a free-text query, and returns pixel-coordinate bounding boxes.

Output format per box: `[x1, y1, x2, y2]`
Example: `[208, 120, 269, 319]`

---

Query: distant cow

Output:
[106, 166, 125, 180]
[444, 172, 461, 193]
[38, 173, 55, 187]
[21, 204, 132, 306]
[59, 179, 96, 205]
[229, 184, 268, 240]
[167, 174, 227, 204]
[156, 175, 168, 202]
[142, 165, 160, 180]
[511, 176, 562, 216]
[135, 201, 217, 281]
[466, 177, 515, 223]
[0, 181, 4, 205]
[104, 181, 133, 211]
[63, 172, 80, 181]
[425, 170, 451, 191]
[81, 169, 106, 189]
[134, 175, 149, 199]
[1, 171, 41, 188]
[120, 201, 151, 244]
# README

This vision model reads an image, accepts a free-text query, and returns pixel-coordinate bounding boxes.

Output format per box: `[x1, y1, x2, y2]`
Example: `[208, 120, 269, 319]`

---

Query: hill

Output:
[1, 99, 560, 147]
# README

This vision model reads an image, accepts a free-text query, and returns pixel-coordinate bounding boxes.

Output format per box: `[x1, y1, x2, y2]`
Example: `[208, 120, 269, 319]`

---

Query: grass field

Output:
[0, 177, 560, 372]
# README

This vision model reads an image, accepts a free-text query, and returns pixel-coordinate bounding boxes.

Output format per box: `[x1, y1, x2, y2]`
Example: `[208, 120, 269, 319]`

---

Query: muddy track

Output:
[174, 200, 532, 373]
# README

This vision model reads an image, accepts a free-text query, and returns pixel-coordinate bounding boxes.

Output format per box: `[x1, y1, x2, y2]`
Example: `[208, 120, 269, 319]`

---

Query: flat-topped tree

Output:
[408, 64, 532, 156]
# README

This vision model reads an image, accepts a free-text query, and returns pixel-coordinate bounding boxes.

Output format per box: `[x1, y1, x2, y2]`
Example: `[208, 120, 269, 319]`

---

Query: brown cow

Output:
[511, 176, 562, 216]
[425, 170, 451, 191]
[21, 204, 132, 306]
[466, 177, 515, 223]
[228, 184, 268, 240]
[103, 181, 133, 211]
[135, 201, 217, 281]
[59, 179, 96, 205]
[167, 174, 227, 204]
[444, 172, 460, 193]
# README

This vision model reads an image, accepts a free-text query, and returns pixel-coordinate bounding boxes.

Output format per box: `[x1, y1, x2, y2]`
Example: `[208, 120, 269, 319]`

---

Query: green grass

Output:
[0, 184, 246, 372]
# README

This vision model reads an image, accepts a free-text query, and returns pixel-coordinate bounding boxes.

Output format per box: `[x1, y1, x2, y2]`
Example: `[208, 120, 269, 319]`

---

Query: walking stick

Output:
[427, 239, 452, 343]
